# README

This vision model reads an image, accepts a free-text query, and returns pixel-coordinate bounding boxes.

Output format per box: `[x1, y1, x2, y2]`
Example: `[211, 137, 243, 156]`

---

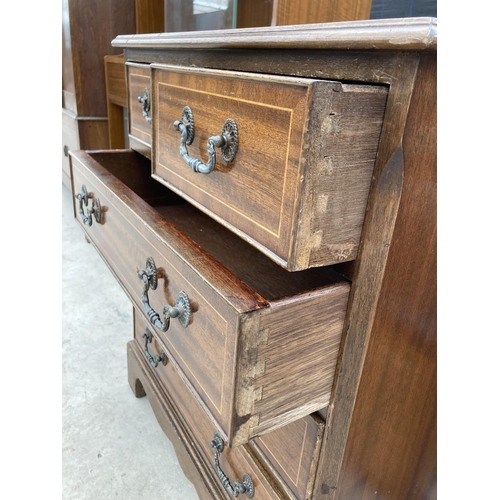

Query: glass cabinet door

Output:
[165, 0, 237, 31]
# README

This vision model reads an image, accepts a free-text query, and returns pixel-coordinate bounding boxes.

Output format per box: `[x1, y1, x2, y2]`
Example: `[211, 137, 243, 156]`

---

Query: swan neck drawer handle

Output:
[75, 185, 101, 226]
[142, 329, 166, 368]
[137, 88, 151, 124]
[209, 432, 255, 498]
[173, 106, 238, 174]
[137, 257, 191, 332]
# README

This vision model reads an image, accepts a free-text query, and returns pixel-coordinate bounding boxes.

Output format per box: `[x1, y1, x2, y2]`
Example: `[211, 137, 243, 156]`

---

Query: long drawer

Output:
[69, 149, 350, 447]
[151, 64, 388, 271]
[133, 309, 324, 499]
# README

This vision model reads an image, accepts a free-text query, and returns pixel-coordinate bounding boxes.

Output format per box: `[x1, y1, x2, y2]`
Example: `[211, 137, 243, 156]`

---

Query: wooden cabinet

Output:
[62, 0, 136, 188]
[69, 17, 436, 499]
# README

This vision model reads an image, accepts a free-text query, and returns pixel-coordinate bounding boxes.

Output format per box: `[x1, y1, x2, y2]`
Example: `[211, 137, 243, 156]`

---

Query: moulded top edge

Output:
[111, 17, 437, 52]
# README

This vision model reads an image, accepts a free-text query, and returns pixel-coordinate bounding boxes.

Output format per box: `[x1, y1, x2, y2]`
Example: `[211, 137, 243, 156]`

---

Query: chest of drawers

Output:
[68, 17, 436, 500]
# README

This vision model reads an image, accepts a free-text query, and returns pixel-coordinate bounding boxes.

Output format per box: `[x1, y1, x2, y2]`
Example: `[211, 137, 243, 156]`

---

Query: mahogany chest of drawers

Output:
[69, 17, 436, 500]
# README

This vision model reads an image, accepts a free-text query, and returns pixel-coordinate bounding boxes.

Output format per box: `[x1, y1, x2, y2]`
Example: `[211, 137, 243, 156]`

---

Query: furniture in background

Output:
[104, 54, 129, 150]
[69, 18, 437, 500]
[224, 0, 438, 27]
[271, 0, 372, 26]
[62, 0, 136, 188]
[164, 0, 374, 31]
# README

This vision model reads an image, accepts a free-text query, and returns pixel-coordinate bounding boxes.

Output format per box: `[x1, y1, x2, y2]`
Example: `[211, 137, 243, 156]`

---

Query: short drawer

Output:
[151, 64, 387, 271]
[69, 149, 350, 447]
[133, 309, 323, 500]
[127, 62, 152, 157]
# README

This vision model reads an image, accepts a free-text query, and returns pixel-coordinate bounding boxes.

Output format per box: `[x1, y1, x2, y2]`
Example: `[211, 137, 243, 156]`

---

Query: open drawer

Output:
[69, 149, 350, 447]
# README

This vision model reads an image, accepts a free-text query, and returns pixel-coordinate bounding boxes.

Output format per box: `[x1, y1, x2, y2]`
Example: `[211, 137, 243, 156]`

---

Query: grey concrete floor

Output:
[62, 183, 199, 500]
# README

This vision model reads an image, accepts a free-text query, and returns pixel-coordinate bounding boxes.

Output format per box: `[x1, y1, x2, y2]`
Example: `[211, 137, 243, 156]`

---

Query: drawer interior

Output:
[86, 150, 348, 301]
[87, 150, 181, 207]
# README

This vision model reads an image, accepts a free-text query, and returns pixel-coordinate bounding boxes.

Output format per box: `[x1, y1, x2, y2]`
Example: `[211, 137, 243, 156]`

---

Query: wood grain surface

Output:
[237, 0, 274, 28]
[135, 0, 164, 34]
[309, 51, 436, 500]
[105, 54, 127, 149]
[152, 64, 311, 269]
[105, 54, 128, 108]
[63, 0, 136, 117]
[127, 336, 228, 500]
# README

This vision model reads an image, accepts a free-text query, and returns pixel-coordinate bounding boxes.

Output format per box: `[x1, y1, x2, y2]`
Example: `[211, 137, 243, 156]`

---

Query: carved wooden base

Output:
[127, 340, 228, 500]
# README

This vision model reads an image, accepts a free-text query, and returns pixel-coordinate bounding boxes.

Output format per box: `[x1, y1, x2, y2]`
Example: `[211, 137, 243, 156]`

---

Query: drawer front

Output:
[132, 311, 283, 500]
[151, 64, 387, 271]
[69, 149, 349, 448]
[127, 62, 152, 156]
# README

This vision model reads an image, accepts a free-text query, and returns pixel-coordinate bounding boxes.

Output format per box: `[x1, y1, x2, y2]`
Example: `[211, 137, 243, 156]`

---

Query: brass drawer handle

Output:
[142, 328, 166, 368]
[210, 432, 254, 498]
[137, 88, 151, 124]
[137, 257, 191, 332]
[173, 106, 238, 174]
[75, 185, 101, 226]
